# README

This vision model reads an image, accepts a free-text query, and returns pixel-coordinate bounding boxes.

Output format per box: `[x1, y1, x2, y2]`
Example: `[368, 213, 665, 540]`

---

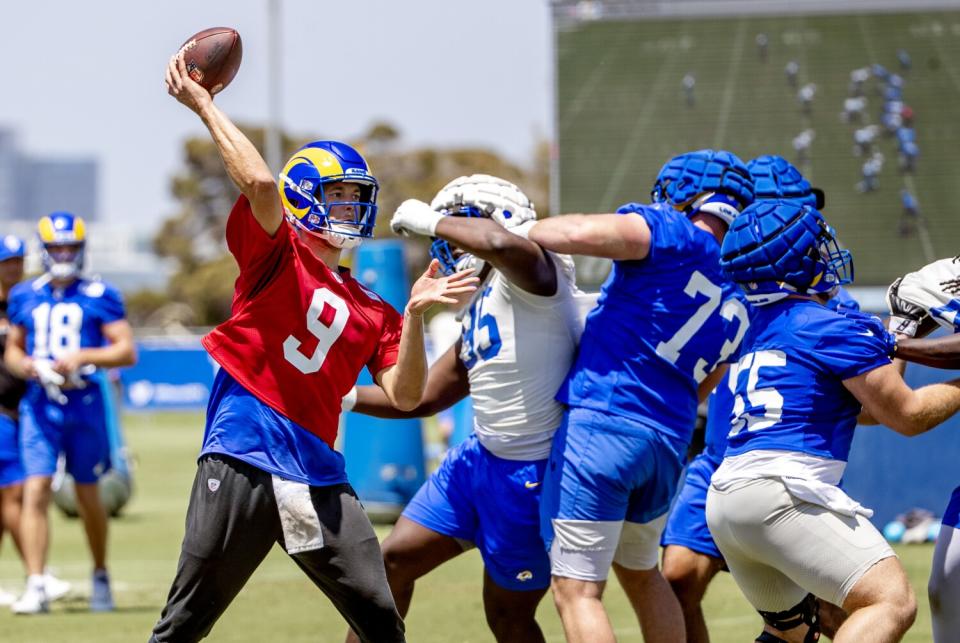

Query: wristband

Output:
[341, 387, 358, 413]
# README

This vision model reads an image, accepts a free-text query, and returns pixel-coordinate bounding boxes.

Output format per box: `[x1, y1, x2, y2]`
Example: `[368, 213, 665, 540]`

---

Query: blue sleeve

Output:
[827, 287, 860, 313]
[7, 284, 29, 327]
[811, 312, 894, 380]
[614, 203, 694, 265]
[95, 284, 126, 324]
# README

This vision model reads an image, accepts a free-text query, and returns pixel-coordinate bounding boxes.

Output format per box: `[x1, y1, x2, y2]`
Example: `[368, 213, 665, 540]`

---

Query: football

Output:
[177, 27, 243, 95]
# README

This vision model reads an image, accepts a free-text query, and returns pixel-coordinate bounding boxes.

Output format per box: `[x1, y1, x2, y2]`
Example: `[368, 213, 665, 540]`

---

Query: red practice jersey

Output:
[202, 196, 403, 447]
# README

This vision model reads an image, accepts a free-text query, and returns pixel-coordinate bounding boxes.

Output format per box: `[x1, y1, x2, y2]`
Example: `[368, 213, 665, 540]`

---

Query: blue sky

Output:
[0, 1, 551, 228]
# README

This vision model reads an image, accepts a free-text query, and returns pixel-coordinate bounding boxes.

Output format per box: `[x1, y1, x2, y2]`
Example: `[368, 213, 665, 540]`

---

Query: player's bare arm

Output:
[52, 319, 137, 377]
[4, 324, 36, 380]
[376, 260, 478, 411]
[896, 334, 960, 369]
[844, 363, 960, 434]
[528, 213, 651, 261]
[432, 216, 557, 296]
[165, 53, 281, 235]
[698, 363, 728, 404]
[355, 343, 469, 419]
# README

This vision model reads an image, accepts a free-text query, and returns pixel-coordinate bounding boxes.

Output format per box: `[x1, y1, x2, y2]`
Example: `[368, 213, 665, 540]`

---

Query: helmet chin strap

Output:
[289, 215, 364, 250]
[320, 230, 362, 250]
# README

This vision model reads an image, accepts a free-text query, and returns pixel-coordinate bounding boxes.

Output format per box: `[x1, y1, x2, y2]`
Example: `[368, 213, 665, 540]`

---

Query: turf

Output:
[0, 412, 939, 641]
[556, 10, 960, 288]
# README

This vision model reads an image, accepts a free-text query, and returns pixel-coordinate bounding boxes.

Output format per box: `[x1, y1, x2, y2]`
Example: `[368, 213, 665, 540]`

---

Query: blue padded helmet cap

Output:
[651, 149, 755, 217]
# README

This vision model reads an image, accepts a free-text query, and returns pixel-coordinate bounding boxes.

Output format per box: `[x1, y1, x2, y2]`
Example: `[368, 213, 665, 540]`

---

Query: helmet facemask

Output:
[43, 242, 85, 281]
[808, 221, 854, 295]
[282, 175, 378, 250]
[429, 206, 485, 276]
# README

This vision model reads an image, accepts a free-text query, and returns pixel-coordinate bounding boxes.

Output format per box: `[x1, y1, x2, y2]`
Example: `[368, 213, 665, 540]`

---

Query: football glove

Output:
[430, 175, 536, 229]
[892, 257, 960, 333]
[33, 359, 67, 405]
[886, 277, 930, 337]
[390, 199, 443, 238]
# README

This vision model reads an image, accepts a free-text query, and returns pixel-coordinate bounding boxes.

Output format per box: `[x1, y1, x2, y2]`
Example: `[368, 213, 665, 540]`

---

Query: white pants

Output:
[930, 524, 960, 642]
[706, 477, 894, 611]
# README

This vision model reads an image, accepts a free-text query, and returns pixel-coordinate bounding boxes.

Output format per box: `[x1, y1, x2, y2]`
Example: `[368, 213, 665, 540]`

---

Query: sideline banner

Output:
[119, 338, 217, 410]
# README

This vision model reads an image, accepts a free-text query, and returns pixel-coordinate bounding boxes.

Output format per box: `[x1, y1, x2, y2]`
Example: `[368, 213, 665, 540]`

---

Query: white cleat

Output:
[90, 570, 114, 612]
[43, 573, 71, 602]
[11, 581, 49, 615]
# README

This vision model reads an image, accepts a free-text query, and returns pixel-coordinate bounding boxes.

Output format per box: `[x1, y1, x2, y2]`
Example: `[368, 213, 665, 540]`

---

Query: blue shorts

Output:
[20, 385, 109, 484]
[402, 435, 550, 591]
[540, 407, 686, 549]
[661, 451, 723, 560]
[943, 486, 960, 529]
[0, 415, 24, 487]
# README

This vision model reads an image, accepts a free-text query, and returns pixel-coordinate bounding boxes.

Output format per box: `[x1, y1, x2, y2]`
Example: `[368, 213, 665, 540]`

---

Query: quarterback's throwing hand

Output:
[405, 259, 479, 316]
[390, 199, 443, 238]
[165, 52, 213, 115]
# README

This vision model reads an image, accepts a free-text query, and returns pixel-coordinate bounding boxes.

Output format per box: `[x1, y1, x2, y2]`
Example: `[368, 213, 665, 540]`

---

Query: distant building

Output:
[0, 126, 170, 290]
[0, 127, 98, 221]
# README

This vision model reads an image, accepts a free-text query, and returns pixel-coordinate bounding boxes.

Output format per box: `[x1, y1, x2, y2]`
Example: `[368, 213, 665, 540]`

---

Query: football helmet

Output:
[720, 200, 853, 305]
[38, 212, 86, 280]
[428, 175, 537, 275]
[278, 141, 379, 249]
[747, 155, 825, 209]
[650, 149, 755, 226]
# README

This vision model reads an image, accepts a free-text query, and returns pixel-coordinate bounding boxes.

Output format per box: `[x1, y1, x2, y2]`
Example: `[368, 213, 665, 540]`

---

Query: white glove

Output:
[894, 257, 960, 333]
[33, 359, 67, 405]
[390, 199, 444, 238]
[341, 387, 358, 413]
[430, 174, 536, 228]
[886, 277, 929, 337]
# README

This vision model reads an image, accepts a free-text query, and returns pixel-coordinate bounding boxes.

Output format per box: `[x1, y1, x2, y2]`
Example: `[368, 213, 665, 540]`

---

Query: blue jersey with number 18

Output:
[558, 203, 750, 445]
[8, 277, 126, 359]
[726, 299, 894, 462]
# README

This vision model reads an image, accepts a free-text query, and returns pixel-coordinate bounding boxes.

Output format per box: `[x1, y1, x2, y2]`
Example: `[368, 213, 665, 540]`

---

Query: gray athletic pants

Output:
[150, 454, 405, 642]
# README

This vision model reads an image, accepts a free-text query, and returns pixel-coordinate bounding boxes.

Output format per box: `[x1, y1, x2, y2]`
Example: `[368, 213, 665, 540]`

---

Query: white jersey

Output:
[460, 254, 581, 460]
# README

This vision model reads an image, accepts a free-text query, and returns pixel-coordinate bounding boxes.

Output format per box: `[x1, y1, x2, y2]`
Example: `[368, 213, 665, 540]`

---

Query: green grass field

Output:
[557, 10, 960, 287]
[0, 412, 939, 641]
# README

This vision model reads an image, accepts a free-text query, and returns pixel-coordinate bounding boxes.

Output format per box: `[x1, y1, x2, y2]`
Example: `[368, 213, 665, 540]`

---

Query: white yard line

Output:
[712, 19, 749, 150]
[596, 50, 679, 211]
[559, 28, 635, 135]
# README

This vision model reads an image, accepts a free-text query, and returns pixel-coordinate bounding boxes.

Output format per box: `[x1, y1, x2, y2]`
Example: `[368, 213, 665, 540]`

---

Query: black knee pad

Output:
[757, 593, 820, 642]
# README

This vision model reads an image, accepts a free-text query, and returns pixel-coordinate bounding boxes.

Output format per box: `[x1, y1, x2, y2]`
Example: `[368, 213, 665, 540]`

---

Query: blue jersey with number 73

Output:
[558, 203, 749, 445]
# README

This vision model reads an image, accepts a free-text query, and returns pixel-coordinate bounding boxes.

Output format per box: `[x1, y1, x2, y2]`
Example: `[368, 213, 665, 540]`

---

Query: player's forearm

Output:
[887, 379, 960, 436]
[435, 217, 526, 263]
[354, 383, 459, 419]
[197, 103, 277, 208]
[382, 311, 428, 411]
[76, 341, 137, 369]
[4, 343, 31, 380]
[529, 214, 647, 260]
[896, 335, 960, 370]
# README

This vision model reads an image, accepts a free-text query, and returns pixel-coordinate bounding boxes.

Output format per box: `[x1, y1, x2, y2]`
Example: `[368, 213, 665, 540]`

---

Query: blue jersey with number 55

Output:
[725, 299, 893, 462]
[8, 277, 125, 360]
[559, 203, 750, 445]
